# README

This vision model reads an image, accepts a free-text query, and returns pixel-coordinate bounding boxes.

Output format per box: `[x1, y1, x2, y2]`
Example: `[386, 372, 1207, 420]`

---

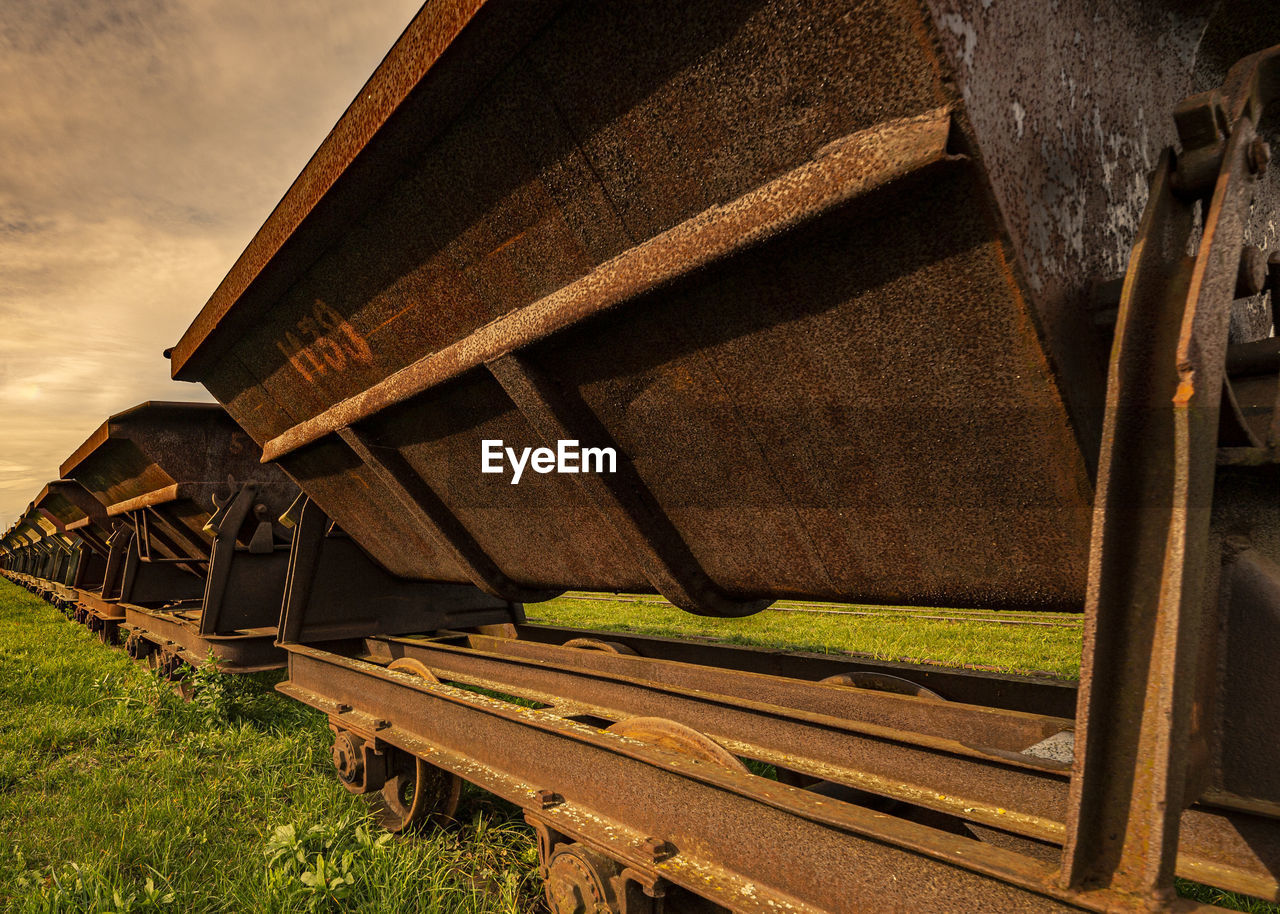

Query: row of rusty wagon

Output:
[1, 404, 299, 678]
[6, 0, 1280, 910]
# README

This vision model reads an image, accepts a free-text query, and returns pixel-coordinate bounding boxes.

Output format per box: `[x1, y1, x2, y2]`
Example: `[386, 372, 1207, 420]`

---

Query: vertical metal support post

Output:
[101, 524, 134, 600]
[279, 497, 327, 644]
[199, 485, 258, 636]
[1063, 119, 1260, 899]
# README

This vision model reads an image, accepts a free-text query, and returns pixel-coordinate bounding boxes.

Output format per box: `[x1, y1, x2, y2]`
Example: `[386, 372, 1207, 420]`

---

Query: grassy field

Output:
[0, 579, 1273, 912]
[527, 594, 1084, 679]
[0, 581, 539, 913]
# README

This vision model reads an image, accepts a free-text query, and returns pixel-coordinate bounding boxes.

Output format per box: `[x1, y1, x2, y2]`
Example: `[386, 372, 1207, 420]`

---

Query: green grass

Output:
[0, 580, 540, 913]
[526, 594, 1085, 679]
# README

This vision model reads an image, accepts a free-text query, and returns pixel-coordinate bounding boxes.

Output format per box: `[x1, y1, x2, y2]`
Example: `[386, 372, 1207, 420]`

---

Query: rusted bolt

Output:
[641, 837, 675, 863]
[535, 789, 564, 809]
[373, 718, 391, 730]
[332, 731, 364, 785]
[1224, 534, 1253, 555]
[335, 703, 352, 714]
[1248, 136, 1271, 175]
[1236, 245, 1269, 298]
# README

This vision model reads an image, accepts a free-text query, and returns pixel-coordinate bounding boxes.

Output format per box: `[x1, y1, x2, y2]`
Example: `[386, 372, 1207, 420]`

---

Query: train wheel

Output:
[820, 671, 945, 701]
[386, 657, 438, 680]
[606, 717, 746, 773]
[545, 844, 620, 914]
[98, 620, 119, 646]
[563, 638, 638, 655]
[373, 657, 462, 833]
[125, 632, 152, 661]
[151, 649, 185, 682]
[374, 751, 462, 834]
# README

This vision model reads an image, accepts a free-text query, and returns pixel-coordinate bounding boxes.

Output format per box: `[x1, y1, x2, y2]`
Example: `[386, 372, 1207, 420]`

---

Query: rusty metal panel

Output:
[920, 2, 1280, 459]
[169, 0, 1120, 613]
[61, 402, 271, 515]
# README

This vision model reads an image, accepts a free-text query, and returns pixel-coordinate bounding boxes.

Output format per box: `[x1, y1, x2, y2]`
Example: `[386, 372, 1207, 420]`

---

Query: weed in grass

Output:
[6, 845, 178, 914]
[262, 817, 389, 909]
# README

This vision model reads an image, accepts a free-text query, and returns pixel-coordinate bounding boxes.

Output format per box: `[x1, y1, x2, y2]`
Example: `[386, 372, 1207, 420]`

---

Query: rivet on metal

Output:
[641, 837, 676, 864]
[535, 789, 564, 809]
[1248, 136, 1271, 175]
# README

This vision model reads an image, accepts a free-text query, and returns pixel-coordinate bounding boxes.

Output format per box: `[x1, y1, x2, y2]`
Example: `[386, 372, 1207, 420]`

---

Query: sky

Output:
[0, 0, 425, 528]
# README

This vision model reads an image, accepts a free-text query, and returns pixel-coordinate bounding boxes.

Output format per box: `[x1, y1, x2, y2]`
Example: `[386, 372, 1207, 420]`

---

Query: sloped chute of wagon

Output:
[170, 2, 1099, 615]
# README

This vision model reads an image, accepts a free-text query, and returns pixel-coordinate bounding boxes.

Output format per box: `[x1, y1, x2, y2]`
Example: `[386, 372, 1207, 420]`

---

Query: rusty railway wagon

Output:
[31, 480, 116, 617]
[161, 0, 1280, 910]
[0, 0, 1272, 911]
[5, 506, 78, 604]
[54, 402, 300, 674]
[17, 508, 67, 604]
[0, 526, 34, 587]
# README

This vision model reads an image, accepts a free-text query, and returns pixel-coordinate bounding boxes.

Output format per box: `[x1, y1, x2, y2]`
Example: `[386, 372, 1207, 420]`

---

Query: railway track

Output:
[4, 2, 1280, 911]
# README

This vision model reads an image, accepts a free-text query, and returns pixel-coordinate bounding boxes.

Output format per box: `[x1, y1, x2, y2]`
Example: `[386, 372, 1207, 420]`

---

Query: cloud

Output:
[0, 0, 423, 527]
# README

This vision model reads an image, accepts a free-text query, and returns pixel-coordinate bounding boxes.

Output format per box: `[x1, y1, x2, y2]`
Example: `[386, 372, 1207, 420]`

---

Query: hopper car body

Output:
[54, 402, 300, 672]
[32, 480, 117, 618]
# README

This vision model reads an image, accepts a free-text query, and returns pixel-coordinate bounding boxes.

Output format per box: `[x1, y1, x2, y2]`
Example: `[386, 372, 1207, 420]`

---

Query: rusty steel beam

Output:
[358, 634, 1276, 898]
[513, 624, 1079, 718]
[257, 109, 957, 464]
[120, 608, 280, 674]
[282, 645, 1235, 912]
[372, 634, 1074, 839]
[1064, 47, 1280, 902]
[454, 632, 1070, 749]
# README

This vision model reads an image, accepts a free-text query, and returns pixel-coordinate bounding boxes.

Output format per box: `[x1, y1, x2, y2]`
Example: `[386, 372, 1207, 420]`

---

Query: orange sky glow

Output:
[0, 0, 425, 526]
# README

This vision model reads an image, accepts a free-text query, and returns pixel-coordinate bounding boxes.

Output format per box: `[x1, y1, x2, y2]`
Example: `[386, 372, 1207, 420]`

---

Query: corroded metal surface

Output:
[171, 0, 1110, 614]
[61, 401, 274, 519]
[286, 641, 1273, 910]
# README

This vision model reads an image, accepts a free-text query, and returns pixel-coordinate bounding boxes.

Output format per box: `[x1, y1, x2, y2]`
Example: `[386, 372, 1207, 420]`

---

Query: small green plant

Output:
[7, 846, 176, 914]
[263, 817, 391, 910]
[185, 653, 232, 723]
